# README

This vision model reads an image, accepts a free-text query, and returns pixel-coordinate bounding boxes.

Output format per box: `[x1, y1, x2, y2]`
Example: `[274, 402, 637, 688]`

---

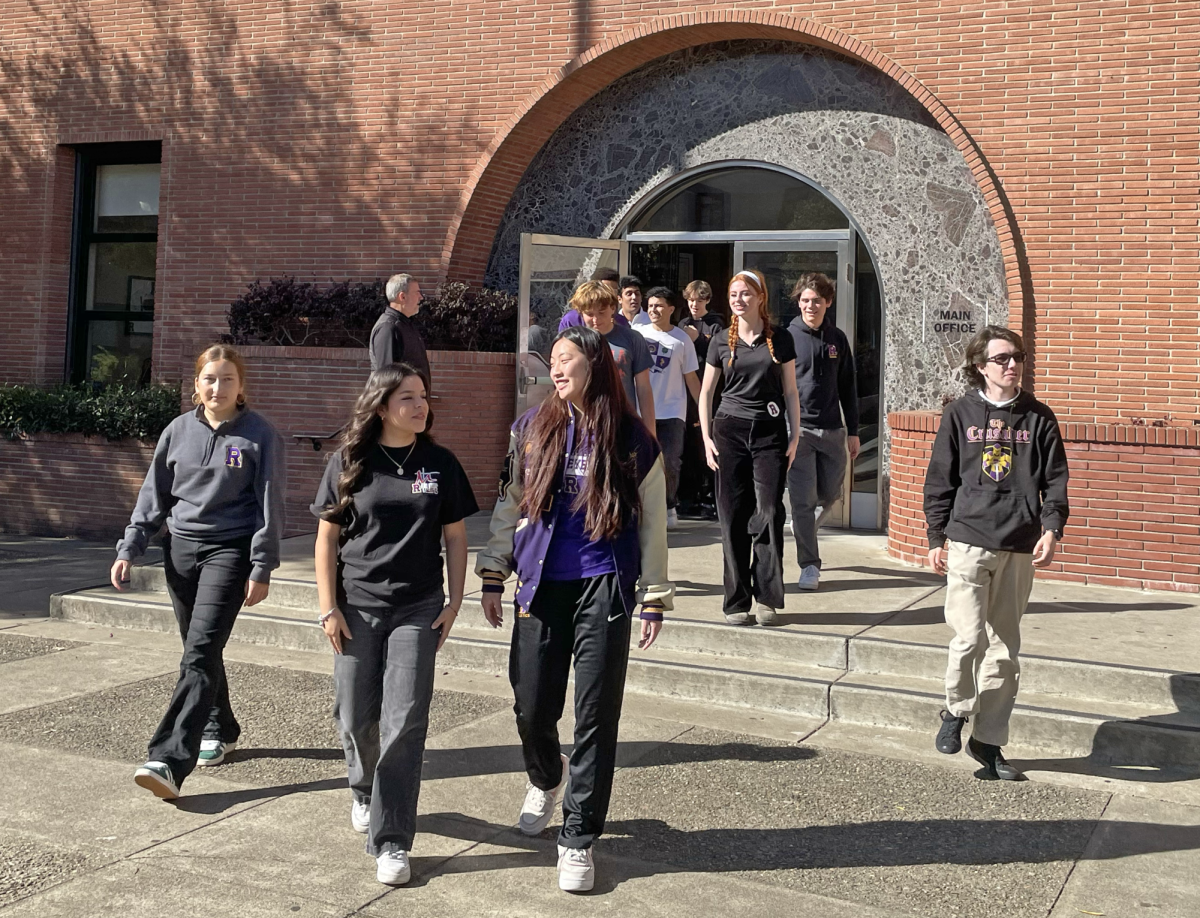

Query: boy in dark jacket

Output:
[786, 272, 859, 591]
[924, 325, 1069, 780]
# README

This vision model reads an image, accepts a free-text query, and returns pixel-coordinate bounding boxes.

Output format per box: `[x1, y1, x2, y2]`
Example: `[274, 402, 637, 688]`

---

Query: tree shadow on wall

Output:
[0, 0, 485, 345]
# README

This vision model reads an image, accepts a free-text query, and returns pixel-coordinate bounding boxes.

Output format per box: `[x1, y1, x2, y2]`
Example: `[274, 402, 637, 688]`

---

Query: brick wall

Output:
[888, 411, 1200, 594]
[236, 347, 514, 536]
[3, 2, 1197, 424]
[2, 349, 513, 542]
[0, 434, 156, 540]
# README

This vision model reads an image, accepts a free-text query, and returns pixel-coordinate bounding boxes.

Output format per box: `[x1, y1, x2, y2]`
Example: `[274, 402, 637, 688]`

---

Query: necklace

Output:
[378, 440, 418, 476]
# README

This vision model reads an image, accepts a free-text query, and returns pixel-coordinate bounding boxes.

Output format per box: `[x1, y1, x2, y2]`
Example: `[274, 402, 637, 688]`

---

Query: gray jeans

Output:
[786, 427, 848, 570]
[333, 591, 444, 854]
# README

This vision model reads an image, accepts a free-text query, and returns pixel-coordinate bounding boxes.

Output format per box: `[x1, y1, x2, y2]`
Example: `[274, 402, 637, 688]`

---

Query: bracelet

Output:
[317, 608, 339, 625]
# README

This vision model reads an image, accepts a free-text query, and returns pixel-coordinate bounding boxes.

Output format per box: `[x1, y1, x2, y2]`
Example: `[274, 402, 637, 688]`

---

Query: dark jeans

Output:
[679, 394, 715, 510]
[655, 418, 686, 510]
[714, 415, 789, 613]
[509, 573, 631, 849]
[149, 534, 251, 783]
[333, 592, 444, 855]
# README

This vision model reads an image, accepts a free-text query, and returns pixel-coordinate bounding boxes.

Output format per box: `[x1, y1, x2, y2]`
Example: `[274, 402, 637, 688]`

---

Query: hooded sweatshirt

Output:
[115, 405, 286, 582]
[923, 389, 1069, 554]
[787, 315, 859, 434]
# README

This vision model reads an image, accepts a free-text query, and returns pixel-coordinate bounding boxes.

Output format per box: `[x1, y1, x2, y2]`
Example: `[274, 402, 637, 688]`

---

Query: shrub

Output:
[225, 277, 517, 352]
[0, 384, 181, 441]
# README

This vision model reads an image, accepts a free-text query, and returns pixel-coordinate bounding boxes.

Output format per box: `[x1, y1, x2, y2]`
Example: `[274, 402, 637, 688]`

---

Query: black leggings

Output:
[509, 573, 631, 849]
[713, 416, 788, 612]
[149, 534, 251, 782]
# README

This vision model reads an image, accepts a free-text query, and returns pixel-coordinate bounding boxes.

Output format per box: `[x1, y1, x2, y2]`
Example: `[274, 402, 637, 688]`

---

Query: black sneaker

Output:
[967, 737, 1023, 781]
[935, 710, 967, 754]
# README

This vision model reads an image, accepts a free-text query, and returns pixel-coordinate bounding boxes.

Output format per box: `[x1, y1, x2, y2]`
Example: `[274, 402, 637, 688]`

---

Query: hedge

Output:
[0, 384, 181, 441]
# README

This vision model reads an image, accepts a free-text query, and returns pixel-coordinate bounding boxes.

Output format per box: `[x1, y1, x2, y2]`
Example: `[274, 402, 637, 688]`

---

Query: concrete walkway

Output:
[3, 525, 1200, 916]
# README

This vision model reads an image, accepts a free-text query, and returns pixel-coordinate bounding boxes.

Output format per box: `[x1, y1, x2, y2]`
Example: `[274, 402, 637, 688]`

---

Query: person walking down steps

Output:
[925, 325, 1069, 781]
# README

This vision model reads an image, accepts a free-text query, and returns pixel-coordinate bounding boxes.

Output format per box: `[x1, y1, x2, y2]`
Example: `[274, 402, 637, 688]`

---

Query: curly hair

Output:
[726, 269, 779, 368]
[963, 325, 1025, 389]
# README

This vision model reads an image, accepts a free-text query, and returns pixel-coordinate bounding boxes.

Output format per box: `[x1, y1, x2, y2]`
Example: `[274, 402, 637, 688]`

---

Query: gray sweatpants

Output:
[786, 427, 848, 570]
[333, 592, 444, 855]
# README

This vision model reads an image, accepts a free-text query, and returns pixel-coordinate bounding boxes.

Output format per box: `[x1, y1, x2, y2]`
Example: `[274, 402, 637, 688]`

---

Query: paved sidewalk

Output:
[2, 525, 1200, 915]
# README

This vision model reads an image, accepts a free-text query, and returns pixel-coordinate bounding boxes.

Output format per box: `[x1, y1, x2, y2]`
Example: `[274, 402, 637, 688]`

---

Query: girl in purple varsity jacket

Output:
[477, 325, 673, 894]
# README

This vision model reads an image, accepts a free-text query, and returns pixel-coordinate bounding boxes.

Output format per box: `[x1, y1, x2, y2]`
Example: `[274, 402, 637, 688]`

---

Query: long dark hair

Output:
[326, 363, 433, 519]
[519, 326, 641, 541]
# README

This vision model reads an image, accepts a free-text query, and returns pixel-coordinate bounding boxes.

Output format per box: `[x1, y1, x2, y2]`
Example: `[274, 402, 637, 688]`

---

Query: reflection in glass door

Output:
[736, 237, 881, 530]
[516, 233, 627, 418]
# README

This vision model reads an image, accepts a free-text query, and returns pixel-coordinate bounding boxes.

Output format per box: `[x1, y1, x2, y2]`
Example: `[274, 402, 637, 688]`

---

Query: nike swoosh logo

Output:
[608, 612, 625, 622]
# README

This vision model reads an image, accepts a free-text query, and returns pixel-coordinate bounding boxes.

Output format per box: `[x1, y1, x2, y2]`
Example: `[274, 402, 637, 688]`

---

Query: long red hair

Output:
[726, 270, 779, 367]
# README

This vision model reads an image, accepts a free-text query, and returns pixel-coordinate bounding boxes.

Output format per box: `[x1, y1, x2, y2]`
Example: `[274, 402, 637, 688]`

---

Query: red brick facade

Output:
[3, 3, 1198, 543]
[2, 350, 513, 542]
[888, 411, 1200, 593]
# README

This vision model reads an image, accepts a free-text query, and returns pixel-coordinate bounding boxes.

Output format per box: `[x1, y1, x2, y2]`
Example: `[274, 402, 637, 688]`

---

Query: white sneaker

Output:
[798, 565, 820, 591]
[376, 843, 411, 885]
[197, 738, 236, 767]
[518, 752, 569, 836]
[351, 800, 370, 834]
[134, 761, 179, 800]
[666, 508, 679, 530]
[557, 844, 595, 892]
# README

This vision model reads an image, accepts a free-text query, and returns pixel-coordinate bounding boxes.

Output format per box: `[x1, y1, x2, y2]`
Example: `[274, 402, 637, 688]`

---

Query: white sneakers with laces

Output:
[518, 752, 569, 836]
[666, 507, 679, 530]
[351, 800, 370, 834]
[375, 842, 410, 885]
[798, 564, 820, 591]
[557, 844, 595, 892]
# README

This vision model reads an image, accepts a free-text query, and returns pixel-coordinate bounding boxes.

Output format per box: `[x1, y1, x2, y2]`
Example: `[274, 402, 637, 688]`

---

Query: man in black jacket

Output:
[370, 273, 430, 385]
[786, 272, 859, 591]
[924, 325, 1069, 781]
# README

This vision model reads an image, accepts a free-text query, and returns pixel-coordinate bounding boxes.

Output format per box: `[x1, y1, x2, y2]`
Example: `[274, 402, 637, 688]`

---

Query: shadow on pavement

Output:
[229, 747, 343, 763]
[172, 776, 345, 814]
[413, 812, 1200, 891]
[421, 741, 818, 781]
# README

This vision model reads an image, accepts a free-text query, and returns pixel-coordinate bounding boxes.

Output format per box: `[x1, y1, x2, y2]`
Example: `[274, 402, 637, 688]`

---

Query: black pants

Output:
[679, 393, 715, 510]
[714, 416, 788, 613]
[149, 534, 251, 783]
[509, 573, 631, 849]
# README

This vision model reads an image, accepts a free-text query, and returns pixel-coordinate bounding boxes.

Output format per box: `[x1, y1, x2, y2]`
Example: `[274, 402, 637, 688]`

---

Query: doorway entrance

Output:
[516, 164, 884, 529]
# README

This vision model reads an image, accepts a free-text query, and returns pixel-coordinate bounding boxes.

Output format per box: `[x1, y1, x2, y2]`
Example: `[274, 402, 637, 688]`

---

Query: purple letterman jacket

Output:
[476, 405, 674, 620]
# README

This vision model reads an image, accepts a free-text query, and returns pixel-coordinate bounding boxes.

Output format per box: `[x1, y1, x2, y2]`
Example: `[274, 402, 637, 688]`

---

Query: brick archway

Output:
[441, 9, 1027, 332]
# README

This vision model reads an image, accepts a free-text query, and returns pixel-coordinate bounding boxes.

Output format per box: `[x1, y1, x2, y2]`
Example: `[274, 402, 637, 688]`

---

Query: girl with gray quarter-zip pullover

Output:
[113, 345, 285, 800]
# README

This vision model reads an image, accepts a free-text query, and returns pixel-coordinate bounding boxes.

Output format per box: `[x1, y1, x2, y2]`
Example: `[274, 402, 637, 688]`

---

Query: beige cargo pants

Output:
[943, 539, 1035, 747]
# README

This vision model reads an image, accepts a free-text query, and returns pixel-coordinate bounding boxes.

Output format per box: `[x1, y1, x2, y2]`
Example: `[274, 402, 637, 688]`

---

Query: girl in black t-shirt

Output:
[698, 269, 801, 625]
[311, 363, 478, 887]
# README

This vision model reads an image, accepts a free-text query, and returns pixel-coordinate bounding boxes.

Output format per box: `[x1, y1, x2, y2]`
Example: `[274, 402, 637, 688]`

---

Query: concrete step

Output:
[52, 584, 1200, 769]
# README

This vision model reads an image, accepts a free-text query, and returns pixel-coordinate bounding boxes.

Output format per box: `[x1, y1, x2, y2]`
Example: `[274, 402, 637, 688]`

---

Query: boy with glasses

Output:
[925, 325, 1069, 780]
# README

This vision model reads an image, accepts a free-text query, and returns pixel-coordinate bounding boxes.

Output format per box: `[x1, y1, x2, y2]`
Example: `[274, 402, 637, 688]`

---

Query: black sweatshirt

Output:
[923, 390, 1070, 554]
[369, 308, 431, 384]
[787, 316, 859, 435]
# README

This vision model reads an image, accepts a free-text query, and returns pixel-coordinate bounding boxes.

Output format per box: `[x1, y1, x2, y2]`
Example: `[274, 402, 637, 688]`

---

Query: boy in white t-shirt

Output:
[637, 286, 701, 529]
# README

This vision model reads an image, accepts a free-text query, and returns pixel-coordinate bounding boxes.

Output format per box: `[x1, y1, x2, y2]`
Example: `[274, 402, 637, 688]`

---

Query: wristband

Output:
[639, 602, 664, 622]
[318, 608, 338, 625]
[480, 570, 506, 594]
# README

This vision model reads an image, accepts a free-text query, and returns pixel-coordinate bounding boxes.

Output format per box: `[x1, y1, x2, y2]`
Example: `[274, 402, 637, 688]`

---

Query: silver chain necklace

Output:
[378, 440, 418, 475]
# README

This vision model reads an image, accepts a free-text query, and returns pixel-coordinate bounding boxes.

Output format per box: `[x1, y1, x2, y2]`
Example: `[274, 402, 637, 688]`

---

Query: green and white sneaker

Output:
[197, 739, 237, 767]
[134, 761, 179, 799]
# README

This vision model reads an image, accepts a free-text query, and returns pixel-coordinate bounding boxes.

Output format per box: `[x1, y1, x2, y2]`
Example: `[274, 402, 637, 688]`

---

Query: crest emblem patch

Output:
[982, 444, 1012, 482]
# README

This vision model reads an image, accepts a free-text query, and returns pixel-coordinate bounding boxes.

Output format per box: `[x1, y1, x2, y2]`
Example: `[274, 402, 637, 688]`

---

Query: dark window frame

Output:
[67, 141, 162, 384]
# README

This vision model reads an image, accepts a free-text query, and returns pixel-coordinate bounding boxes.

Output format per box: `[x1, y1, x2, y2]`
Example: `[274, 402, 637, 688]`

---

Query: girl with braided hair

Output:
[698, 269, 801, 625]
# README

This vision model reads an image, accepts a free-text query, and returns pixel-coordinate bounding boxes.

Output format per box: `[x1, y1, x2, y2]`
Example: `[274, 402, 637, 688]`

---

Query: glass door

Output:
[516, 233, 628, 419]
[735, 237, 880, 530]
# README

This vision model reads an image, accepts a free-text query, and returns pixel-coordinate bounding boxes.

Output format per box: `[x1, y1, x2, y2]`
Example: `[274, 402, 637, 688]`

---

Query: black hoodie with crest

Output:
[923, 389, 1069, 553]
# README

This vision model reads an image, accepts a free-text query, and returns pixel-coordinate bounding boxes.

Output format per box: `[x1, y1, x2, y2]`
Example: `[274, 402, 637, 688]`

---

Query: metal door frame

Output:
[516, 233, 628, 417]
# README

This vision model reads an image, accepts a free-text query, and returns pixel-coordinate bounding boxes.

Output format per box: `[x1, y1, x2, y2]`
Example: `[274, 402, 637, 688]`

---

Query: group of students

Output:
[108, 270, 1069, 894]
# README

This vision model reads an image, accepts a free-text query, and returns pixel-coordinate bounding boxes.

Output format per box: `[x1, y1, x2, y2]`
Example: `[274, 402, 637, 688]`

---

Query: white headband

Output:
[733, 270, 761, 285]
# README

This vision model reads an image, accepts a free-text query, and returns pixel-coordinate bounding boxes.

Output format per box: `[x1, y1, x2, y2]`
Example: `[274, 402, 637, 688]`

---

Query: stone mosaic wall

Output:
[486, 40, 1008, 463]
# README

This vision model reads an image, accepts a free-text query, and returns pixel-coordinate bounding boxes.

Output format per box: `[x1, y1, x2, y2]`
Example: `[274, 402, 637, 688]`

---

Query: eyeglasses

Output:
[984, 352, 1026, 366]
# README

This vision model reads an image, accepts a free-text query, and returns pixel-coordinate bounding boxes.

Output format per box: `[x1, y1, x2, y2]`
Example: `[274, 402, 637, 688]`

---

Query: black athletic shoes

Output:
[935, 710, 967, 754]
[967, 736, 1024, 781]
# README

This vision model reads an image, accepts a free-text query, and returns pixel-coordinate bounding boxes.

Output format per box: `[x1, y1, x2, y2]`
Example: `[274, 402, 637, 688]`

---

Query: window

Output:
[69, 144, 161, 385]
[630, 167, 849, 233]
